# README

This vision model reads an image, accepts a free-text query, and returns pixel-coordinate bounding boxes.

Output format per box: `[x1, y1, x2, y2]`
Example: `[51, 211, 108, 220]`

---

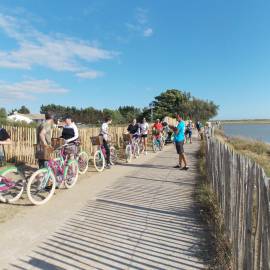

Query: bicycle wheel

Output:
[64, 160, 79, 189]
[133, 142, 140, 158]
[77, 151, 89, 175]
[0, 167, 25, 203]
[93, 150, 105, 172]
[125, 144, 132, 163]
[161, 136, 165, 149]
[152, 139, 158, 153]
[138, 141, 144, 154]
[110, 146, 118, 165]
[27, 168, 56, 205]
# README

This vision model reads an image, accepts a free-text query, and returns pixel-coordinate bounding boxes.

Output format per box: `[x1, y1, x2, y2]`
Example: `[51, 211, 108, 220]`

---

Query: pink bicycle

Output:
[27, 144, 79, 205]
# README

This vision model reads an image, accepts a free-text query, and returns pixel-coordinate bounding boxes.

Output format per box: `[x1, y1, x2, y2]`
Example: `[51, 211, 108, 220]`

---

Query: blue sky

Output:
[0, 0, 269, 119]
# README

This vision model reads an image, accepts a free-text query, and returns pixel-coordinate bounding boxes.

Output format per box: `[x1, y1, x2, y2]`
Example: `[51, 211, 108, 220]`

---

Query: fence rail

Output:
[206, 136, 270, 270]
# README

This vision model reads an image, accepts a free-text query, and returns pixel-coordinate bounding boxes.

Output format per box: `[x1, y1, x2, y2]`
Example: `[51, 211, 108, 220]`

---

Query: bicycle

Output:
[123, 134, 140, 163]
[75, 145, 89, 175]
[0, 166, 25, 203]
[152, 129, 164, 153]
[152, 135, 164, 153]
[52, 138, 89, 175]
[27, 144, 79, 205]
[91, 136, 118, 172]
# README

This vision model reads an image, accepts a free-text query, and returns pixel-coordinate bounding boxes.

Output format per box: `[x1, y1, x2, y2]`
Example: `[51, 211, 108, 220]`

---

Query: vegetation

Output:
[9, 105, 31, 115]
[0, 108, 7, 121]
[0, 107, 37, 127]
[40, 104, 142, 125]
[196, 140, 232, 269]
[2, 89, 219, 125]
[142, 89, 218, 121]
[215, 129, 270, 176]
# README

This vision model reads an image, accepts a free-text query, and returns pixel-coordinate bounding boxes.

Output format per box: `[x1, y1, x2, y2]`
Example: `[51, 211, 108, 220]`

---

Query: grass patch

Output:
[214, 129, 270, 176]
[196, 140, 232, 269]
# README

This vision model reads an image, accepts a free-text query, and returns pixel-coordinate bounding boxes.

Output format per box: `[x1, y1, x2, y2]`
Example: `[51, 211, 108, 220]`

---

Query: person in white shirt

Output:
[140, 118, 149, 155]
[61, 115, 79, 156]
[99, 116, 112, 168]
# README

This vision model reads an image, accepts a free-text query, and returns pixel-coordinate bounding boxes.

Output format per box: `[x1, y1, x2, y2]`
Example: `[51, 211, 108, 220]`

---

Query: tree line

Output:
[1, 89, 219, 125]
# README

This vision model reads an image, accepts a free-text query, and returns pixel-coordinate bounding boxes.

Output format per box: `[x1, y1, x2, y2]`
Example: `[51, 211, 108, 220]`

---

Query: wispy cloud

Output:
[0, 13, 117, 78]
[76, 70, 104, 79]
[135, 8, 148, 25]
[126, 8, 154, 38]
[0, 79, 69, 102]
[143, 28, 153, 37]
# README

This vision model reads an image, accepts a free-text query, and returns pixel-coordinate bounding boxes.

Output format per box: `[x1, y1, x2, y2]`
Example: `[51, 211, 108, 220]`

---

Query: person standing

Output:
[36, 113, 55, 168]
[140, 118, 149, 155]
[127, 119, 140, 141]
[171, 115, 189, 170]
[99, 116, 113, 169]
[61, 115, 79, 158]
[186, 120, 193, 144]
[152, 119, 164, 147]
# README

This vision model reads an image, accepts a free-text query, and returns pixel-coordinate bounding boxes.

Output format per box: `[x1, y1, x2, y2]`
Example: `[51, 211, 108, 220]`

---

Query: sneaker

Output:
[180, 166, 189, 171]
[174, 165, 181, 168]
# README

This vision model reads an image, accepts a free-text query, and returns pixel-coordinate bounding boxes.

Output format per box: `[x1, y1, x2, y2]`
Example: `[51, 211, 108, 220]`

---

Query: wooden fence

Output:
[205, 136, 270, 270]
[1, 117, 177, 165]
[1, 125, 129, 165]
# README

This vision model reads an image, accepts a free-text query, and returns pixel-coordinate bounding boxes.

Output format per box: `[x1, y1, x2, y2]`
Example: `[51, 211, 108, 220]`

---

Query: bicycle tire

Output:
[125, 145, 132, 163]
[110, 146, 118, 165]
[133, 142, 140, 158]
[0, 167, 25, 203]
[64, 160, 79, 189]
[77, 151, 89, 175]
[93, 150, 105, 172]
[27, 168, 56, 206]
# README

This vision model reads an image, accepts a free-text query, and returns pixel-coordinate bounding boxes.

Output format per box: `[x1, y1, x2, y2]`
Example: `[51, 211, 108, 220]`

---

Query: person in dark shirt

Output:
[0, 128, 11, 144]
[127, 119, 140, 141]
[0, 128, 11, 164]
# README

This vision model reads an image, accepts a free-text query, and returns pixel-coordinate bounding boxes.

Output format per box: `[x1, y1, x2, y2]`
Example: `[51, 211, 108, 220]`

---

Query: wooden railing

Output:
[206, 135, 270, 270]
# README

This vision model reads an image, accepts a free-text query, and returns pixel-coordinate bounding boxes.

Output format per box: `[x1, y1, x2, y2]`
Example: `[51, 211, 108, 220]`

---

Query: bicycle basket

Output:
[34, 144, 54, 160]
[123, 133, 130, 142]
[91, 136, 101, 146]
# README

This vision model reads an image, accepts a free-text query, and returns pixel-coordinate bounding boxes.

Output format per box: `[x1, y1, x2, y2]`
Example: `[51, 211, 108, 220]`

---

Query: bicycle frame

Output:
[38, 146, 75, 189]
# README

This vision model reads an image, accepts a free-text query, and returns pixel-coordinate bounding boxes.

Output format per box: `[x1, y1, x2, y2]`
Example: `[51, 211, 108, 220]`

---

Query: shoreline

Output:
[218, 120, 270, 125]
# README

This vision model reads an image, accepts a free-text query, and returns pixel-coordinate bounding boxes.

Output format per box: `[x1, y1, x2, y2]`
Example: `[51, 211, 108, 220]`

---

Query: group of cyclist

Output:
[35, 113, 80, 169]
[0, 112, 206, 173]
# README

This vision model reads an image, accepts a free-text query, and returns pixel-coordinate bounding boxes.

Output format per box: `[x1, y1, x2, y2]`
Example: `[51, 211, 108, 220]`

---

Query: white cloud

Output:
[143, 28, 153, 37]
[76, 70, 104, 79]
[0, 79, 69, 102]
[126, 8, 154, 38]
[0, 13, 117, 78]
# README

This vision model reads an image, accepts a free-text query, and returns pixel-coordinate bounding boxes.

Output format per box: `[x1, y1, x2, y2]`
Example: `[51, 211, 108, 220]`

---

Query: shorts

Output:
[132, 134, 140, 139]
[175, 141, 184, 155]
[64, 144, 78, 156]
[141, 134, 148, 138]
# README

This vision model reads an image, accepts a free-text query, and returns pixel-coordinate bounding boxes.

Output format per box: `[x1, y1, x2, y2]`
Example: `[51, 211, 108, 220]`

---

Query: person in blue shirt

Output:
[170, 115, 189, 170]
